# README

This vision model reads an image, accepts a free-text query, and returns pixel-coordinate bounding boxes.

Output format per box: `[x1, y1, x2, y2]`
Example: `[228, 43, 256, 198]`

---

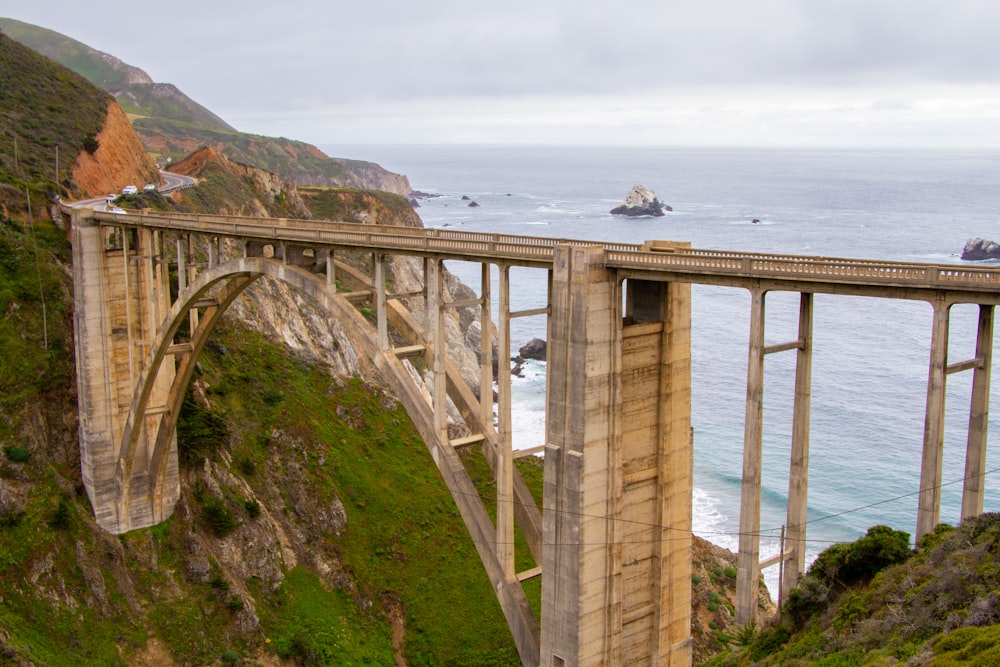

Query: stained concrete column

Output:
[541, 247, 692, 667]
[918, 297, 950, 540]
[737, 285, 766, 627]
[426, 258, 448, 446]
[542, 244, 615, 667]
[962, 304, 994, 520]
[375, 253, 388, 350]
[73, 210, 119, 531]
[497, 265, 515, 578]
[480, 263, 494, 428]
[783, 292, 814, 601]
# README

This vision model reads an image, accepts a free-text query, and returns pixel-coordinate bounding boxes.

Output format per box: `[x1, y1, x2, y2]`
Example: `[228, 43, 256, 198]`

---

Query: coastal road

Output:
[70, 170, 197, 210]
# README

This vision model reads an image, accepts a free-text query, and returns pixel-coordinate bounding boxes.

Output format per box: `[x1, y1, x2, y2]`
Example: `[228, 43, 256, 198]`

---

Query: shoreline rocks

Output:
[961, 237, 1000, 261]
[510, 338, 547, 377]
[610, 184, 672, 217]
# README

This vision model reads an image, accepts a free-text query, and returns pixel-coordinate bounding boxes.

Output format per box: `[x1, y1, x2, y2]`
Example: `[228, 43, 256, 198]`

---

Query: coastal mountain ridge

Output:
[0, 16, 413, 196]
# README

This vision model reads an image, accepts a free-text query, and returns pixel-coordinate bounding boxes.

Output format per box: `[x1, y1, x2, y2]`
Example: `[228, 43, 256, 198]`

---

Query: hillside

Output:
[0, 17, 414, 196]
[0, 17, 235, 133]
[706, 517, 1000, 666]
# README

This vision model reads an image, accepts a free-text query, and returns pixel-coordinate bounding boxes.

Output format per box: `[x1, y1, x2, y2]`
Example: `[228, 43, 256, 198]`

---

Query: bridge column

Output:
[497, 264, 515, 577]
[918, 297, 951, 540]
[962, 304, 994, 520]
[72, 211, 179, 533]
[783, 292, 814, 602]
[480, 263, 494, 428]
[375, 254, 388, 350]
[737, 285, 766, 626]
[426, 258, 448, 445]
[542, 245, 692, 667]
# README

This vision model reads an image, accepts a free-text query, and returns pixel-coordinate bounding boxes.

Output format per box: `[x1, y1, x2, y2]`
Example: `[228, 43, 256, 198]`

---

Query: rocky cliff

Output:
[140, 124, 415, 195]
[168, 146, 311, 219]
[70, 101, 160, 197]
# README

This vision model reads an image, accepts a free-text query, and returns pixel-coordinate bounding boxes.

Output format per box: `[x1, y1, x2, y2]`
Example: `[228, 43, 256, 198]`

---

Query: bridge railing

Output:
[89, 209, 1000, 293]
[605, 249, 1000, 290]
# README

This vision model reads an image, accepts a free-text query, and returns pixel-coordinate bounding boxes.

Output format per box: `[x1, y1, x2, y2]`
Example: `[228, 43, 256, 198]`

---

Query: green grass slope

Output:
[704, 517, 1000, 666]
[0, 31, 109, 200]
[0, 17, 235, 133]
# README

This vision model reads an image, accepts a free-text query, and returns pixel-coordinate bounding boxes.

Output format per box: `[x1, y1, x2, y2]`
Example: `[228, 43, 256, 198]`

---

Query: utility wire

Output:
[442, 461, 1000, 548]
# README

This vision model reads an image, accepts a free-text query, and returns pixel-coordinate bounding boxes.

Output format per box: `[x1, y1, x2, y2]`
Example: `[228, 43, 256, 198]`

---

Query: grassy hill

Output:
[0, 17, 235, 133]
[0, 31, 109, 203]
[705, 518, 1000, 666]
[1, 18, 413, 194]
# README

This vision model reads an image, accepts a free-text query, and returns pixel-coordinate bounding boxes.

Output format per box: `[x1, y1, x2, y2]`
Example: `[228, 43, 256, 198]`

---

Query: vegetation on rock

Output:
[703, 516, 1000, 666]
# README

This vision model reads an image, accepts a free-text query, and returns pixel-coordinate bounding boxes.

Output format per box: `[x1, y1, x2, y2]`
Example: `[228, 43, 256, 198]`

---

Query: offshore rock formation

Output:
[961, 237, 1000, 261]
[610, 184, 672, 217]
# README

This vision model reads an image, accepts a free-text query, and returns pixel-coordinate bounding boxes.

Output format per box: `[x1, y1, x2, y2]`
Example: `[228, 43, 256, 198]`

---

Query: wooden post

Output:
[737, 285, 766, 626]
[962, 304, 994, 520]
[783, 292, 813, 600]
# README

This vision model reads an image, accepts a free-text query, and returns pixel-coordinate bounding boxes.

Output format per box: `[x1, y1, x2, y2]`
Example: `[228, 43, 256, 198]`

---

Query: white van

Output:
[122, 185, 138, 195]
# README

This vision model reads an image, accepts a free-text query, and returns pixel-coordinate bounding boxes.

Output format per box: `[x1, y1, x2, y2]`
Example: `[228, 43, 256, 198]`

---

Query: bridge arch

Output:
[102, 251, 543, 663]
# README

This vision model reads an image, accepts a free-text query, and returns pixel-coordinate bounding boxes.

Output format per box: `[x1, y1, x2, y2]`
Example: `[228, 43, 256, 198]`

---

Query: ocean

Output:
[325, 144, 1000, 589]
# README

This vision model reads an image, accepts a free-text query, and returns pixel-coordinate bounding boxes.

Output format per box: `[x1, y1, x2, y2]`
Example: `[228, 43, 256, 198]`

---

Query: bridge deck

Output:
[94, 209, 1000, 302]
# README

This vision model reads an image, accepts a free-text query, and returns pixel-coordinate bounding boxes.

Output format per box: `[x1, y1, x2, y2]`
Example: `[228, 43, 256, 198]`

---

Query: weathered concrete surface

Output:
[72, 210, 179, 533]
[541, 245, 692, 666]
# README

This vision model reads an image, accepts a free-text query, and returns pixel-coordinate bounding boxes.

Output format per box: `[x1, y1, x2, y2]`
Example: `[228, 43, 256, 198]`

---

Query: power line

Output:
[435, 461, 1000, 549]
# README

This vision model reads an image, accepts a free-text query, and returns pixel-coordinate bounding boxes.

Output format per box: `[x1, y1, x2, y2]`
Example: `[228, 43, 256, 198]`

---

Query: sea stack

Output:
[961, 237, 1000, 261]
[610, 184, 672, 217]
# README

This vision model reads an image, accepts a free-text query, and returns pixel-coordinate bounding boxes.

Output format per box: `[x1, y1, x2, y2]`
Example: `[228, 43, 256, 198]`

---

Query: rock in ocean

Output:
[610, 184, 672, 217]
[961, 237, 1000, 260]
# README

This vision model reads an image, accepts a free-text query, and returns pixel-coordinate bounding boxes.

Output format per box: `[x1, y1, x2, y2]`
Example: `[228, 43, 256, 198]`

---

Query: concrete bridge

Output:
[66, 206, 999, 667]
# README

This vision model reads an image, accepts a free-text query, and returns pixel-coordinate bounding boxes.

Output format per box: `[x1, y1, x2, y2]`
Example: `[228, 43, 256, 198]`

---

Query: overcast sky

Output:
[8, 1, 1000, 148]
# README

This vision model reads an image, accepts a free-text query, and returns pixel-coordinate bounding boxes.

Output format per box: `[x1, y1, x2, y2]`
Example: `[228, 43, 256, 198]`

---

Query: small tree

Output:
[82, 133, 99, 155]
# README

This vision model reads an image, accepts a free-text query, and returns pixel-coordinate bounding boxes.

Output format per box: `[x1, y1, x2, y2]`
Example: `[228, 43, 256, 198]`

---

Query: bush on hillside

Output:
[808, 524, 912, 589]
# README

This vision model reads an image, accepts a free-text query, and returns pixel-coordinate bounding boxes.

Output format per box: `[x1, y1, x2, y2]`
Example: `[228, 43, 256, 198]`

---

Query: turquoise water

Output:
[326, 144, 1000, 581]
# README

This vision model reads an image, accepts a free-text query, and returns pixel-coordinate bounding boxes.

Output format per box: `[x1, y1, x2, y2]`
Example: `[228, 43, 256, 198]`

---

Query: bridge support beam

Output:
[542, 245, 692, 667]
[783, 292, 814, 603]
[736, 286, 767, 626]
[71, 211, 179, 533]
[918, 297, 951, 540]
[962, 304, 994, 520]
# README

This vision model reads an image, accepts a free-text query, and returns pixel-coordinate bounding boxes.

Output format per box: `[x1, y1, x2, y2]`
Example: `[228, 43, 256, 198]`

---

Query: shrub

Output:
[200, 497, 238, 537]
[809, 525, 912, 589]
[177, 390, 229, 463]
[48, 496, 72, 530]
[82, 133, 99, 154]
[4, 446, 29, 463]
[243, 498, 261, 519]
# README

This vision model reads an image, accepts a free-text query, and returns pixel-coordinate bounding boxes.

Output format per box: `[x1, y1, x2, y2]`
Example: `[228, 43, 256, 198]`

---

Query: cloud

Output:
[9, 0, 1000, 145]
